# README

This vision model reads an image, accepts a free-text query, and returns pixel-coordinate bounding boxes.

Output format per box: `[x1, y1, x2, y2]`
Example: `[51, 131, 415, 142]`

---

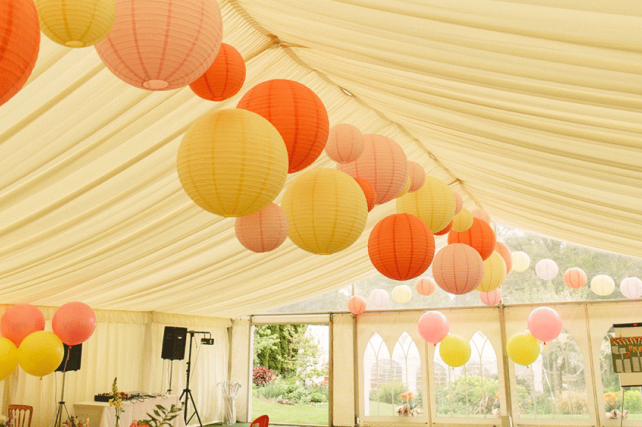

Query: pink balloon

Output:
[527, 307, 562, 343]
[1, 305, 45, 346]
[52, 302, 97, 346]
[418, 311, 449, 345]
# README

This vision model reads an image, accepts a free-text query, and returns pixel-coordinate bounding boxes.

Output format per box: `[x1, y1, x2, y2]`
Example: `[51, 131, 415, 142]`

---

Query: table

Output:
[74, 395, 186, 427]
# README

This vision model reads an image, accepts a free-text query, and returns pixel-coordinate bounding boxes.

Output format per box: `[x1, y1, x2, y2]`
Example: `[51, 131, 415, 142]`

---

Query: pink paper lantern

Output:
[338, 134, 407, 205]
[235, 203, 289, 253]
[563, 267, 587, 289]
[416, 277, 436, 296]
[620, 277, 642, 300]
[325, 124, 364, 164]
[527, 307, 562, 343]
[472, 209, 490, 224]
[0, 305, 45, 347]
[96, 0, 223, 90]
[536, 259, 558, 281]
[418, 311, 449, 345]
[52, 302, 97, 346]
[480, 289, 502, 306]
[347, 295, 367, 315]
[369, 289, 389, 309]
[494, 242, 512, 274]
[453, 192, 463, 215]
[407, 161, 425, 193]
[432, 243, 485, 295]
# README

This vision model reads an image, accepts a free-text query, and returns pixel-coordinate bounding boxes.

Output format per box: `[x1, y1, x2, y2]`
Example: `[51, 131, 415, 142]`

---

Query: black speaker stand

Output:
[180, 331, 203, 427]
[52, 371, 73, 427]
[166, 360, 174, 395]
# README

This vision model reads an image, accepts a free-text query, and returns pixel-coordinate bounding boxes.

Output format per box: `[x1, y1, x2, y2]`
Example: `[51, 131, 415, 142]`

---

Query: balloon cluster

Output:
[506, 307, 562, 366]
[417, 311, 471, 368]
[0, 302, 96, 380]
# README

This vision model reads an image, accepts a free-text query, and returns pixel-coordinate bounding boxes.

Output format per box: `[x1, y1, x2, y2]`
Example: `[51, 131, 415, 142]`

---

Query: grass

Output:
[251, 397, 328, 425]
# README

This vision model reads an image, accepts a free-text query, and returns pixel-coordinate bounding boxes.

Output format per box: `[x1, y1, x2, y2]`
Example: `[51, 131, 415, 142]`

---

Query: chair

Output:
[250, 414, 269, 427]
[8, 405, 32, 427]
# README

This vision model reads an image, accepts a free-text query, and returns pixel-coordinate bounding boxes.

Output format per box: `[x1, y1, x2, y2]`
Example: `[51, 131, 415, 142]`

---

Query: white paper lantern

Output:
[591, 275, 615, 296]
[535, 259, 558, 281]
[392, 285, 412, 304]
[369, 289, 389, 309]
[620, 277, 642, 299]
[511, 251, 530, 272]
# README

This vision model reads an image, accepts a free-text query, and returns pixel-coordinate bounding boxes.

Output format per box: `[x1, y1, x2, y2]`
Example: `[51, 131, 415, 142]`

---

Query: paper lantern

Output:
[453, 191, 463, 215]
[432, 243, 485, 295]
[395, 177, 411, 198]
[480, 289, 502, 306]
[451, 208, 473, 232]
[439, 334, 471, 368]
[282, 169, 367, 255]
[0, 0, 40, 107]
[418, 311, 449, 345]
[448, 218, 496, 260]
[620, 277, 642, 299]
[96, 0, 222, 90]
[416, 277, 436, 296]
[354, 178, 376, 212]
[368, 214, 435, 281]
[369, 289, 389, 309]
[591, 274, 615, 296]
[434, 221, 453, 236]
[472, 209, 490, 224]
[535, 259, 558, 281]
[563, 267, 587, 289]
[347, 296, 367, 315]
[507, 332, 540, 366]
[238, 79, 329, 173]
[190, 43, 246, 101]
[35, 0, 115, 47]
[235, 203, 289, 253]
[476, 251, 507, 292]
[325, 124, 364, 164]
[177, 109, 288, 217]
[338, 134, 408, 204]
[392, 285, 413, 304]
[407, 161, 425, 193]
[512, 251, 531, 272]
[494, 242, 512, 274]
[528, 307, 562, 343]
[397, 176, 455, 233]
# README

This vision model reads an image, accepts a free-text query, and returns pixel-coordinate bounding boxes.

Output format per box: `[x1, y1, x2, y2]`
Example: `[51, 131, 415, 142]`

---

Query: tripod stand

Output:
[52, 352, 72, 427]
[180, 331, 212, 427]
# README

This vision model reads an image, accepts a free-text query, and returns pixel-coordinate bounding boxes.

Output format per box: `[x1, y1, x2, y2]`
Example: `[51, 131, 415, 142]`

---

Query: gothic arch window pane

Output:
[364, 333, 392, 416]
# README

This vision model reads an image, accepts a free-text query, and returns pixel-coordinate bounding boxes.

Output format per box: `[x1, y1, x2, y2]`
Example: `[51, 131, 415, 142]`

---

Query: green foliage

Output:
[369, 380, 407, 405]
[134, 404, 182, 427]
[436, 375, 499, 416]
[252, 377, 328, 404]
[604, 390, 642, 413]
[555, 392, 589, 414]
[254, 325, 308, 377]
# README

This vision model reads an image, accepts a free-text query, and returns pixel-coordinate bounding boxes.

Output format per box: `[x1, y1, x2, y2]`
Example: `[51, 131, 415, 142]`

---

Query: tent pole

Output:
[585, 304, 602, 427]
[498, 303, 513, 420]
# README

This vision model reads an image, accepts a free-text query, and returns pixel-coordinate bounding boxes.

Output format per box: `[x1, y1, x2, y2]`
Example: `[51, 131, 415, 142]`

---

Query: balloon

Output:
[417, 311, 449, 345]
[439, 334, 471, 368]
[368, 289, 389, 309]
[52, 302, 97, 346]
[0, 338, 18, 381]
[18, 331, 64, 377]
[507, 332, 540, 366]
[527, 307, 562, 343]
[347, 296, 367, 315]
[392, 285, 412, 304]
[1, 304, 45, 346]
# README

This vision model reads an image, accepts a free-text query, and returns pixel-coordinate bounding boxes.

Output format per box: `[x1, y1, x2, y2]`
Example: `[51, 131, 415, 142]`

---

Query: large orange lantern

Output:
[354, 178, 376, 212]
[190, 43, 246, 101]
[95, 0, 223, 90]
[237, 79, 329, 173]
[563, 267, 587, 289]
[235, 203, 289, 253]
[407, 161, 425, 192]
[448, 218, 496, 260]
[397, 176, 455, 233]
[325, 124, 364, 164]
[368, 214, 435, 281]
[0, 0, 40, 107]
[494, 242, 513, 274]
[432, 243, 485, 295]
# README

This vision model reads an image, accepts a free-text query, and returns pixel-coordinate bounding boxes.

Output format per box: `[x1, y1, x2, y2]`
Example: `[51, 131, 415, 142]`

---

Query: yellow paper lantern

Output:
[395, 177, 412, 198]
[397, 176, 455, 233]
[439, 334, 471, 368]
[282, 169, 368, 255]
[507, 332, 540, 366]
[35, 0, 115, 48]
[392, 285, 413, 304]
[177, 109, 288, 217]
[591, 274, 615, 296]
[477, 251, 507, 292]
[451, 207, 473, 232]
[511, 251, 530, 272]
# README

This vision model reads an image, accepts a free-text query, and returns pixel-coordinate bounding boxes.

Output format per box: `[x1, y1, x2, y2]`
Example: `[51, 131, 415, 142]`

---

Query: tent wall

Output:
[230, 318, 252, 423]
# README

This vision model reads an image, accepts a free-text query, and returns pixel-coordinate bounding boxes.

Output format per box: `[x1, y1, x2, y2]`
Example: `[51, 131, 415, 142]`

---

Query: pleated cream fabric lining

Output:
[0, 0, 639, 317]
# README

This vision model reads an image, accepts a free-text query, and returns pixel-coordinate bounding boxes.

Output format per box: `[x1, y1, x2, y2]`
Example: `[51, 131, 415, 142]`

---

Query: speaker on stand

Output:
[161, 327, 187, 395]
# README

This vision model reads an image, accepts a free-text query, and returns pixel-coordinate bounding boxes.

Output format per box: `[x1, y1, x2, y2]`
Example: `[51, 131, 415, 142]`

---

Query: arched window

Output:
[364, 333, 392, 416]
[391, 332, 423, 416]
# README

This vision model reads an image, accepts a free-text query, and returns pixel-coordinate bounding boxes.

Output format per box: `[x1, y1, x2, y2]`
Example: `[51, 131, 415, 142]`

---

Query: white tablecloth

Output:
[74, 395, 186, 427]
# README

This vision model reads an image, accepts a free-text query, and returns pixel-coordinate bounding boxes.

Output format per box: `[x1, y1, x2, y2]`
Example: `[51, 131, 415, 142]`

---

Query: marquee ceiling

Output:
[0, 0, 640, 317]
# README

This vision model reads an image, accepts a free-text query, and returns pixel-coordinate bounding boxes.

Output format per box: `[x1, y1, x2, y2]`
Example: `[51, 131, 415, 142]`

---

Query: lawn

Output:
[252, 397, 328, 425]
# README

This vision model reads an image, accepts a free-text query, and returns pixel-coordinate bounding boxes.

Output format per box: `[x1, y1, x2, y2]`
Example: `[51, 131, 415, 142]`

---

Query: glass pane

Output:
[364, 333, 393, 417]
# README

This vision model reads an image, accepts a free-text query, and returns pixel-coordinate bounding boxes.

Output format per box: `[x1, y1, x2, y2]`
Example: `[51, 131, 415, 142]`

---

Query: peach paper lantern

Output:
[435, 221, 453, 236]
[477, 251, 507, 292]
[494, 242, 512, 274]
[190, 43, 246, 101]
[325, 124, 364, 164]
[368, 214, 435, 281]
[235, 203, 289, 253]
[511, 251, 531, 272]
[620, 277, 642, 300]
[354, 178, 376, 212]
[96, 0, 223, 90]
[472, 209, 491, 224]
[395, 177, 411, 198]
[0, 0, 40, 107]
[535, 259, 558, 281]
[397, 176, 456, 233]
[453, 191, 463, 215]
[432, 243, 485, 295]
[407, 161, 425, 193]
[591, 275, 615, 296]
[416, 277, 437, 296]
[238, 79, 329, 173]
[563, 267, 587, 289]
[451, 208, 473, 232]
[338, 134, 408, 204]
[448, 218, 496, 261]
[480, 289, 502, 306]
[348, 296, 367, 315]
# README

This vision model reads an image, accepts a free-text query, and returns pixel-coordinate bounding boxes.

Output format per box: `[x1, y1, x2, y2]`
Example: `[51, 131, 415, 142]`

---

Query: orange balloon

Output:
[494, 242, 513, 274]
[368, 214, 435, 281]
[237, 79, 329, 173]
[435, 221, 453, 236]
[354, 178, 376, 212]
[448, 218, 496, 260]
[432, 243, 484, 295]
[0, 0, 40, 107]
[190, 43, 246, 101]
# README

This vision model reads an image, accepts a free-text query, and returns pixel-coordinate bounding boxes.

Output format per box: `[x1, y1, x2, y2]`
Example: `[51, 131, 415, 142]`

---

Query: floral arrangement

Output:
[400, 391, 414, 402]
[129, 404, 182, 427]
[64, 416, 90, 427]
[109, 378, 125, 427]
[0, 415, 11, 427]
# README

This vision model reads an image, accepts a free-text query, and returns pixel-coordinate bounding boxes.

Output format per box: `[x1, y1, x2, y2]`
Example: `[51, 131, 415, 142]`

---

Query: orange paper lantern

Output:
[348, 295, 367, 315]
[190, 43, 246, 101]
[325, 124, 364, 164]
[368, 214, 435, 281]
[435, 221, 453, 236]
[407, 161, 425, 193]
[238, 79, 329, 173]
[432, 243, 485, 295]
[563, 267, 587, 289]
[448, 218, 496, 261]
[416, 277, 437, 296]
[453, 191, 463, 215]
[235, 203, 289, 253]
[0, 0, 40, 107]
[494, 242, 513, 274]
[338, 134, 408, 205]
[354, 177, 376, 212]
[472, 209, 491, 224]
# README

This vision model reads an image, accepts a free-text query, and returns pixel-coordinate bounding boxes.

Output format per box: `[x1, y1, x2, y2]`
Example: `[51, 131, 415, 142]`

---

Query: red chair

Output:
[250, 414, 269, 427]
[8, 405, 33, 427]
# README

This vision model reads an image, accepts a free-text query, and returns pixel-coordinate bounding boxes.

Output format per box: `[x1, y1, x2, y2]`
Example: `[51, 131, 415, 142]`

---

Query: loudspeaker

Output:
[162, 326, 187, 360]
[56, 344, 82, 372]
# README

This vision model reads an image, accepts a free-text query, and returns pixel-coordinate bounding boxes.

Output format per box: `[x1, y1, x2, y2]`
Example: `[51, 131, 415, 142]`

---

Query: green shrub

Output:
[310, 393, 327, 403]
[555, 391, 589, 414]
[369, 380, 407, 405]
